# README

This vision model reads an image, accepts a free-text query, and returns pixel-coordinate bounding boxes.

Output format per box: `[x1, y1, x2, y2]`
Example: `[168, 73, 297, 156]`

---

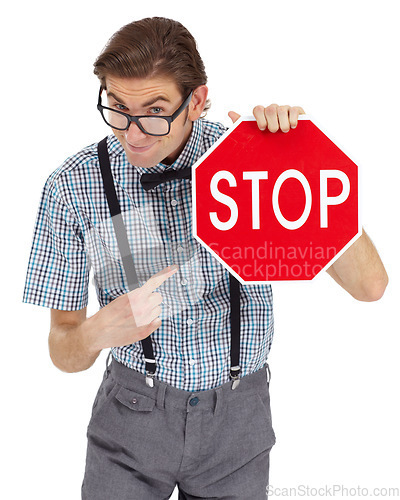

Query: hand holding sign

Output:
[228, 104, 306, 132]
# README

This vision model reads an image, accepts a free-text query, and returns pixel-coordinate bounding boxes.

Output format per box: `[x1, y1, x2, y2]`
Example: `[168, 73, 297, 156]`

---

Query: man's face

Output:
[104, 75, 194, 169]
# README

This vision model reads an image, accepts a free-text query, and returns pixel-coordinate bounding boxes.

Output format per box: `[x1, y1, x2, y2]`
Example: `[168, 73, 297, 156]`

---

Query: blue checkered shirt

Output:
[22, 118, 274, 391]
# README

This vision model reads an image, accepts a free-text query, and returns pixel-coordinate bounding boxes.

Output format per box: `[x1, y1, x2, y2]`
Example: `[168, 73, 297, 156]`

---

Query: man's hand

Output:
[85, 265, 178, 353]
[228, 104, 306, 132]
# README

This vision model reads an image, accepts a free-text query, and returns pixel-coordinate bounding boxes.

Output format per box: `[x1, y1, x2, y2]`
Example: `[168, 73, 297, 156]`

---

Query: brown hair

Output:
[93, 17, 211, 113]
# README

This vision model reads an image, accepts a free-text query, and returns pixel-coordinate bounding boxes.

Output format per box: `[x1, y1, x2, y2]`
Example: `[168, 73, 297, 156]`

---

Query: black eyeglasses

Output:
[97, 87, 193, 136]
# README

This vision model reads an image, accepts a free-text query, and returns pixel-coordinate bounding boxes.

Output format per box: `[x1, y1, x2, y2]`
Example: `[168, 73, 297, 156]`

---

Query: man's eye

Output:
[150, 107, 163, 114]
[115, 103, 128, 111]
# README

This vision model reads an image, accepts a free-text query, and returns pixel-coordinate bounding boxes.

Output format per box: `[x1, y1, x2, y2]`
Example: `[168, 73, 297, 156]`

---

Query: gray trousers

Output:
[81, 357, 276, 499]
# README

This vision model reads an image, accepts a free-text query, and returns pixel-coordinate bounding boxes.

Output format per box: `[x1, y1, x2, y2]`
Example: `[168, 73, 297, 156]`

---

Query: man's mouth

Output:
[126, 141, 157, 153]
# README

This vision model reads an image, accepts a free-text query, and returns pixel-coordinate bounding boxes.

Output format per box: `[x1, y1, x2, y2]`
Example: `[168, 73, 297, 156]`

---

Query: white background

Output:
[2, 0, 399, 498]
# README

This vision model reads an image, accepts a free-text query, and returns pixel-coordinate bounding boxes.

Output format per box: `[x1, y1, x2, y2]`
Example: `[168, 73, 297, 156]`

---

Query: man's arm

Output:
[326, 228, 388, 301]
[49, 308, 101, 373]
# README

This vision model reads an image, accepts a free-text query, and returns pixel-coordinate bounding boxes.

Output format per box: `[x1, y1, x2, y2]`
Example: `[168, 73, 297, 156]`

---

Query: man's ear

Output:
[188, 85, 208, 121]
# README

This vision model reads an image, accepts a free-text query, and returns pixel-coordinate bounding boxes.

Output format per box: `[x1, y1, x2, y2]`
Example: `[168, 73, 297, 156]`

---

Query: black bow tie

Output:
[140, 167, 192, 191]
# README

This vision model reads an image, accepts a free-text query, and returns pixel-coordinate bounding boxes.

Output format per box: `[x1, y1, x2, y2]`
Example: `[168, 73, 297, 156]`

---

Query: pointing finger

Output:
[141, 265, 179, 293]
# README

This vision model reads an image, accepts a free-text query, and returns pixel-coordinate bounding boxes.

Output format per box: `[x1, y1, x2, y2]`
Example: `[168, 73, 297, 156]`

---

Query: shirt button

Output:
[187, 319, 194, 326]
[189, 359, 196, 366]
[181, 279, 188, 286]
[171, 199, 178, 206]
[177, 246, 184, 253]
[189, 397, 199, 406]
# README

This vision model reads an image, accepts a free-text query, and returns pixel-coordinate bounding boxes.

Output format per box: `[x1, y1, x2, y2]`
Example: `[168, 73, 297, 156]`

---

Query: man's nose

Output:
[125, 122, 148, 143]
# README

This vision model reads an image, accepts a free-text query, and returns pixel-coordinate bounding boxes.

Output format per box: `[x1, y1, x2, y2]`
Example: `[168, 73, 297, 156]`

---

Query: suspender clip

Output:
[145, 372, 155, 388]
[231, 378, 240, 390]
[230, 365, 241, 390]
[144, 358, 156, 388]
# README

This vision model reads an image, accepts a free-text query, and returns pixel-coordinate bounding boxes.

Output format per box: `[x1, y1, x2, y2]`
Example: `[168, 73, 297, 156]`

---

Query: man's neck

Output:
[162, 118, 193, 166]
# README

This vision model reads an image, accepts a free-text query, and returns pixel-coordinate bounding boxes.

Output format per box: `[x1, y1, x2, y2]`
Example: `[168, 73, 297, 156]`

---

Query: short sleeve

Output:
[22, 177, 90, 310]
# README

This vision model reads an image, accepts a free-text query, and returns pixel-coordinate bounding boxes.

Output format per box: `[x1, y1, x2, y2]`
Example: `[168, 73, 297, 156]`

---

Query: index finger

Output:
[142, 265, 179, 293]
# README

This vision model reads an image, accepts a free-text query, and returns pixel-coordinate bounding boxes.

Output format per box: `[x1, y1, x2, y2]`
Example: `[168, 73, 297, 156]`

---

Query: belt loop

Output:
[156, 383, 167, 410]
[266, 363, 271, 385]
[214, 386, 223, 417]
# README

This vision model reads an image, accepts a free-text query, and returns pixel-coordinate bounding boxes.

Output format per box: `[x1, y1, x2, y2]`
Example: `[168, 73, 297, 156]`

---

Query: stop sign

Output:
[192, 116, 361, 283]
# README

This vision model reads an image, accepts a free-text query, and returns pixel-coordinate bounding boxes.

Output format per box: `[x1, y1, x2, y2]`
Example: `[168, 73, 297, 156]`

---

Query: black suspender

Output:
[98, 138, 156, 387]
[229, 273, 241, 389]
[97, 139, 140, 289]
[97, 136, 242, 389]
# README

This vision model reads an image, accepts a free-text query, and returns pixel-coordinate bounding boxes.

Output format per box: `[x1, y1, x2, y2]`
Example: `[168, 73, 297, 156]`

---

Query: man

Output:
[22, 17, 388, 500]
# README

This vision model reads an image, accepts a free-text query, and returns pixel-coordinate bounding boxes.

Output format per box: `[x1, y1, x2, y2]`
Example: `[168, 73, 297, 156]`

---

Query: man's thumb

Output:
[228, 111, 241, 123]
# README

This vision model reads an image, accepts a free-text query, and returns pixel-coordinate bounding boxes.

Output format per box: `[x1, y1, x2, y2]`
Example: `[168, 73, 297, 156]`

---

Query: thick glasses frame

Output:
[97, 87, 194, 136]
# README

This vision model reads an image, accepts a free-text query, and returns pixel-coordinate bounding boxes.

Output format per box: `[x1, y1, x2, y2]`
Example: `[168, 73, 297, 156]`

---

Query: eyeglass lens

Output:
[104, 109, 169, 135]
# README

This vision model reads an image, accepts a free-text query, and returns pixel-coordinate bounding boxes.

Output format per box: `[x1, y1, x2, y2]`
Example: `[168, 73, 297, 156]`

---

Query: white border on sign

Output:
[191, 115, 362, 284]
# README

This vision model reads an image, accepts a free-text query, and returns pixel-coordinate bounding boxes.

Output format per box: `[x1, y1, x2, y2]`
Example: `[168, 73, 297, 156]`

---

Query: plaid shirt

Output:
[22, 118, 274, 391]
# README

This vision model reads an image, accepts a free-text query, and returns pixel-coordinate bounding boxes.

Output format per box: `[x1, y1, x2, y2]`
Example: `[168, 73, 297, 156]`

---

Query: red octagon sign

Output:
[192, 116, 361, 283]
